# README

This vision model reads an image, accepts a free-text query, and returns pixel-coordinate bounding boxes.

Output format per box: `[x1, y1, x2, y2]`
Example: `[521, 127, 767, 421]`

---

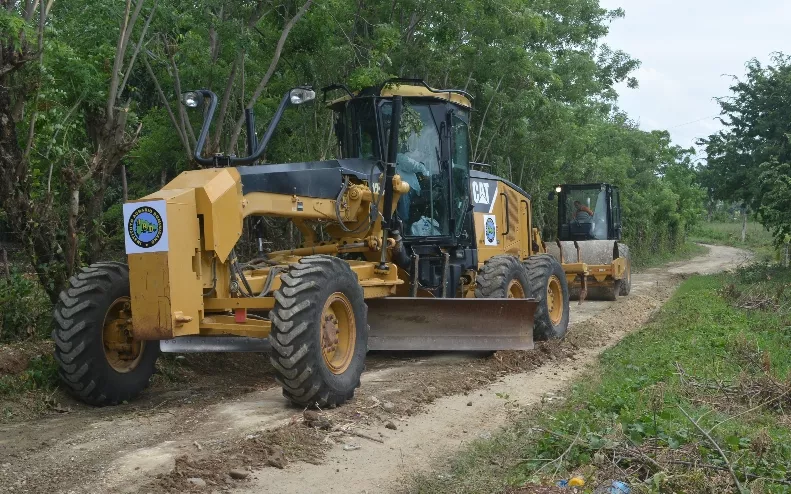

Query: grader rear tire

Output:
[523, 255, 570, 340]
[52, 262, 159, 406]
[269, 255, 368, 408]
[475, 255, 530, 300]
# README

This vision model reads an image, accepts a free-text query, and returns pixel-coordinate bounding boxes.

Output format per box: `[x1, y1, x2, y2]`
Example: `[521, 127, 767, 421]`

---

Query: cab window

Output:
[334, 99, 380, 159]
[382, 101, 449, 237]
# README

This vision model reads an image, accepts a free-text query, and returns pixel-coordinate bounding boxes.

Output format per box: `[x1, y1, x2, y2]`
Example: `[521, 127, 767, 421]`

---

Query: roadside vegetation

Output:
[0, 0, 706, 345]
[633, 242, 707, 271]
[406, 262, 791, 493]
[690, 220, 779, 262]
[690, 221, 774, 250]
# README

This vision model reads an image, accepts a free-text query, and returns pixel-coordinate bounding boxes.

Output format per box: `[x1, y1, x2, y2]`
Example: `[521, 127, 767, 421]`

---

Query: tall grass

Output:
[689, 221, 774, 249]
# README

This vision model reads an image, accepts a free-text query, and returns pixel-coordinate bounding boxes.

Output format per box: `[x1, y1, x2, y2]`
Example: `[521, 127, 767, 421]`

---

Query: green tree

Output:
[700, 54, 791, 245]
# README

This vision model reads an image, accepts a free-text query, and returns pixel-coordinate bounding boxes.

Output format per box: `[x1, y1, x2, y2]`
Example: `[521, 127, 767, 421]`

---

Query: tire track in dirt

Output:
[236, 245, 751, 493]
[0, 245, 750, 493]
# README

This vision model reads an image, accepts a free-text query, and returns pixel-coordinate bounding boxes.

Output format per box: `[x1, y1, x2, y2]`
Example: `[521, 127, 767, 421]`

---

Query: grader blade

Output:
[366, 298, 537, 351]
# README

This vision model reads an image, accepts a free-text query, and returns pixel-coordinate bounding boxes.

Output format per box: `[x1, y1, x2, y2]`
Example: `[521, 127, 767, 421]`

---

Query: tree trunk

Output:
[1, 248, 9, 278]
[121, 163, 128, 202]
[27, 215, 67, 304]
[66, 188, 79, 277]
[85, 183, 106, 264]
[741, 208, 747, 243]
[0, 84, 28, 232]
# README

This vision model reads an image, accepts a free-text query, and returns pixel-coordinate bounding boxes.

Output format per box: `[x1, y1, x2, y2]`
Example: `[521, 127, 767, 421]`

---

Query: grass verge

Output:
[633, 241, 708, 271]
[405, 262, 791, 493]
[690, 221, 778, 261]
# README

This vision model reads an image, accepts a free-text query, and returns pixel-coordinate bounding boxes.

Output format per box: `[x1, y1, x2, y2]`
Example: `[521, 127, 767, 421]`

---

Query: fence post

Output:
[1, 248, 8, 278]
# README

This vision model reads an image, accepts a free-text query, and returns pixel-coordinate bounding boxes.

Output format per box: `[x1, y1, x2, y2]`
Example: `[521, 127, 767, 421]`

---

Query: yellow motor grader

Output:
[52, 79, 570, 408]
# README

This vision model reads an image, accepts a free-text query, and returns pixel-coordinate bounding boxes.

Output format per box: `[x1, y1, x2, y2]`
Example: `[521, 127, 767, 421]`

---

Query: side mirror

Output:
[289, 88, 316, 105]
[182, 91, 203, 109]
[548, 191, 556, 201]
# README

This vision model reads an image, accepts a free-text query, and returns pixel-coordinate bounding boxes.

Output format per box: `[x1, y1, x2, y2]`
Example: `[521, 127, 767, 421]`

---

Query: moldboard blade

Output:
[365, 297, 536, 351]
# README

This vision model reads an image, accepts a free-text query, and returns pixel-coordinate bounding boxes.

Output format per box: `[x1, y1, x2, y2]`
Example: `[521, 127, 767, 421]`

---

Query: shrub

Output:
[0, 273, 52, 342]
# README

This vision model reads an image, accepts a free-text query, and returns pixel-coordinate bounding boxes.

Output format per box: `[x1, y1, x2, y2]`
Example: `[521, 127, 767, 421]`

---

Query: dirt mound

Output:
[151, 422, 328, 492]
[0, 341, 52, 376]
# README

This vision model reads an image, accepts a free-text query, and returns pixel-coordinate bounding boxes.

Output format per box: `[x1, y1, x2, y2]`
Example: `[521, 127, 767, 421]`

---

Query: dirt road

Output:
[0, 245, 750, 494]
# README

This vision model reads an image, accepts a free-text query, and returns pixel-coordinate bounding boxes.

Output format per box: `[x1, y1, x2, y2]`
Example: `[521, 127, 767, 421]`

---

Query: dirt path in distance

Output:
[0, 245, 750, 494]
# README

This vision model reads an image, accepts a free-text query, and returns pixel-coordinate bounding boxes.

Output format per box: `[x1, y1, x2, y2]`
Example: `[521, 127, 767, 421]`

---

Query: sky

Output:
[598, 0, 791, 158]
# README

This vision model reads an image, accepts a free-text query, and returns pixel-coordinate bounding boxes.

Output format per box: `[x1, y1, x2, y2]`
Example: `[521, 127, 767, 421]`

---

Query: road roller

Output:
[546, 183, 632, 301]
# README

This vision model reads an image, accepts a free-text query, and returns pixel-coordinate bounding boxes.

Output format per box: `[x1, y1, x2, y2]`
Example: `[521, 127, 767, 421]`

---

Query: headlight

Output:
[290, 88, 316, 105]
[555, 186, 562, 193]
[182, 91, 201, 108]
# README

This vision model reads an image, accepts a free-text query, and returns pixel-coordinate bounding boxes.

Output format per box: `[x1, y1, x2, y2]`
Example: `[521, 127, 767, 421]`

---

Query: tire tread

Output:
[268, 255, 366, 408]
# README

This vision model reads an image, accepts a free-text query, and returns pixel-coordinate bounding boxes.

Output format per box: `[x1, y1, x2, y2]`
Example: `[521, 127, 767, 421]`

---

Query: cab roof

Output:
[327, 79, 473, 110]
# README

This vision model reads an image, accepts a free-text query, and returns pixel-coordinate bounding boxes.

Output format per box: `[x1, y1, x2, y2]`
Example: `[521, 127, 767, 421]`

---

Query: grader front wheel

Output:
[53, 262, 159, 406]
[269, 255, 368, 408]
[102, 297, 146, 373]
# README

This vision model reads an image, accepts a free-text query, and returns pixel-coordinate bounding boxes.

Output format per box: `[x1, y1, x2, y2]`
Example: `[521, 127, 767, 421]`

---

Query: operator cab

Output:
[326, 79, 476, 298]
[327, 79, 473, 244]
[553, 183, 623, 241]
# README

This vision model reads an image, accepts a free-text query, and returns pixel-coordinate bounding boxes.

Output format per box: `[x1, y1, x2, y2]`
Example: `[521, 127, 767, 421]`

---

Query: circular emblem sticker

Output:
[485, 217, 496, 244]
[127, 206, 163, 249]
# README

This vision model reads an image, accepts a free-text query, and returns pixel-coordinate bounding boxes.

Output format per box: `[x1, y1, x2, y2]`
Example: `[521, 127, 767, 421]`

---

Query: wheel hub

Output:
[506, 279, 525, 299]
[320, 293, 356, 375]
[102, 297, 145, 373]
[321, 313, 340, 354]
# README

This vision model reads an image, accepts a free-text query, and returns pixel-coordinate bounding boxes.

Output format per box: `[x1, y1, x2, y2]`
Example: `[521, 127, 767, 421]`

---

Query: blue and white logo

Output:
[484, 215, 497, 246]
[128, 207, 163, 249]
[123, 200, 170, 254]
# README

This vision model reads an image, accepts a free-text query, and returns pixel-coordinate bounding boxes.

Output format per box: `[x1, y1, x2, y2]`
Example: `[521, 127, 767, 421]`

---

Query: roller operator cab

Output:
[553, 183, 623, 242]
[52, 79, 570, 409]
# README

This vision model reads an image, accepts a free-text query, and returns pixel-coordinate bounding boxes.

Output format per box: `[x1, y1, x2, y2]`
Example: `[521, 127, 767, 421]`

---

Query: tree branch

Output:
[165, 45, 196, 147]
[473, 75, 503, 161]
[228, 0, 314, 152]
[106, 0, 144, 127]
[678, 405, 745, 493]
[210, 52, 241, 152]
[142, 53, 191, 159]
[118, 0, 158, 98]
[46, 93, 85, 193]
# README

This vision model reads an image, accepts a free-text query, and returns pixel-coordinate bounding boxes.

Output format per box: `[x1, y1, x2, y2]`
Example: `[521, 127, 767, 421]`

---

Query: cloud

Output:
[598, 0, 788, 149]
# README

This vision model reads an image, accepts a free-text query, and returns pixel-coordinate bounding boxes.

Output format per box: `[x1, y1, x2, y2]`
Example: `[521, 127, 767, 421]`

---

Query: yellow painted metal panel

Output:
[329, 84, 472, 109]
[203, 298, 275, 310]
[127, 189, 203, 340]
[128, 251, 171, 340]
